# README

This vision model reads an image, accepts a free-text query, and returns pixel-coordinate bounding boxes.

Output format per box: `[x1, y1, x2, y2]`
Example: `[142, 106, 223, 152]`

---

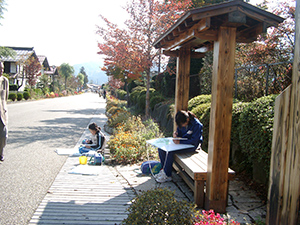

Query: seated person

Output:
[155, 110, 203, 183]
[79, 123, 105, 154]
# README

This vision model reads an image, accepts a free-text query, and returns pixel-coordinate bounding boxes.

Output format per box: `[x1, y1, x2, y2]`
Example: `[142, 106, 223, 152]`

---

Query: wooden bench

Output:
[173, 149, 235, 208]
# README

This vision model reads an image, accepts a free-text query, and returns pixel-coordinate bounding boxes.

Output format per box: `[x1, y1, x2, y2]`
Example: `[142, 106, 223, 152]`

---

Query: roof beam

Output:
[163, 49, 206, 58]
[237, 6, 281, 27]
[236, 22, 267, 42]
[195, 29, 218, 41]
[192, 6, 239, 21]
[160, 18, 212, 50]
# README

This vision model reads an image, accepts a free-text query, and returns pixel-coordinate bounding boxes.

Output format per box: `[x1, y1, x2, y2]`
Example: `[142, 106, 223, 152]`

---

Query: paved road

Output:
[0, 92, 106, 225]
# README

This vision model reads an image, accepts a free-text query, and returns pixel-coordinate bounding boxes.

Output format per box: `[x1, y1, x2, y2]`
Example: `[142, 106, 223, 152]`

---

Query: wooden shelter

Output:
[154, 0, 284, 212]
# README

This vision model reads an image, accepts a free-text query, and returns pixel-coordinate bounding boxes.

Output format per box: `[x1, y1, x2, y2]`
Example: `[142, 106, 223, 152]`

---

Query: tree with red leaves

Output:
[234, 0, 295, 100]
[97, 0, 192, 118]
[24, 56, 41, 88]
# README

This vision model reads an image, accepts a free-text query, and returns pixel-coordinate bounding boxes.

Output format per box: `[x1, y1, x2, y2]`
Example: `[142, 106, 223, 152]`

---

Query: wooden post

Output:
[267, 0, 300, 223]
[174, 46, 191, 131]
[205, 26, 236, 213]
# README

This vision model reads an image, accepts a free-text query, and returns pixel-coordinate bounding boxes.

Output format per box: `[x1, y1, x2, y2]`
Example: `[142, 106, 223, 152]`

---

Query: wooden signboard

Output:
[267, 0, 300, 224]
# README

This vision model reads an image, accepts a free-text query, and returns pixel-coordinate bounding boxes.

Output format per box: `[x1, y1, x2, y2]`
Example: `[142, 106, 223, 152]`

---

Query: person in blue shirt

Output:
[155, 110, 203, 183]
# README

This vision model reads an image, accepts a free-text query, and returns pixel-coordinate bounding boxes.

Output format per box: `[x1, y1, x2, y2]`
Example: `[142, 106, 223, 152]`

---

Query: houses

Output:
[1, 46, 57, 92]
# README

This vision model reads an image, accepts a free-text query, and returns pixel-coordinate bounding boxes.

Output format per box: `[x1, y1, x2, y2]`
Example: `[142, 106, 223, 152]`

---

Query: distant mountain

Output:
[73, 61, 108, 86]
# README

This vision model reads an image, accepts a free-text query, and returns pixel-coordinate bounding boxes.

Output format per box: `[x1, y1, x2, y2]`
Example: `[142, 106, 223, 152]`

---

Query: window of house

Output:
[10, 63, 17, 73]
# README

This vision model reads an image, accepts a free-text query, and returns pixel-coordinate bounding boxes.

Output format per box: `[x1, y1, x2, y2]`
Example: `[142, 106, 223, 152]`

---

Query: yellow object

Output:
[79, 156, 87, 165]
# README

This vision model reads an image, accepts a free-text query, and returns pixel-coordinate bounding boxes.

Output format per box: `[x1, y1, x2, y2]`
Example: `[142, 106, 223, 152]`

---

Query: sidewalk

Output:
[29, 109, 267, 224]
[114, 165, 267, 224]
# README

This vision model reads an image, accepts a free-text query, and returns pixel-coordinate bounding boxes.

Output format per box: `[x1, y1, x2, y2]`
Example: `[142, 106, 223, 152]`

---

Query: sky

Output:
[0, 0, 277, 67]
[0, 0, 128, 66]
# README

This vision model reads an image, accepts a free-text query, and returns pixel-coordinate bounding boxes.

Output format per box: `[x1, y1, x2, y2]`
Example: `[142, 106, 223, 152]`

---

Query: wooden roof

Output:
[153, 0, 284, 54]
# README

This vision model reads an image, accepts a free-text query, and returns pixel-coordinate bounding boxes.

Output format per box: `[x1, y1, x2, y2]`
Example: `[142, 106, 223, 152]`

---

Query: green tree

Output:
[77, 73, 84, 90]
[0, 0, 6, 24]
[79, 66, 88, 88]
[59, 63, 74, 90]
[38, 73, 50, 93]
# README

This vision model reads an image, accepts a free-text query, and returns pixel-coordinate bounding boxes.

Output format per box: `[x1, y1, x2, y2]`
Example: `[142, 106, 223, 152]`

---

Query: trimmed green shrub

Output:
[150, 95, 166, 110]
[135, 88, 156, 112]
[8, 93, 17, 101]
[122, 188, 195, 224]
[17, 93, 23, 101]
[34, 88, 43, 97]
[137, 93, 146, 110]
[129, 86, 146, 104]
[23, 92, 30, 100]
[198, 106, 211, 151]
[238, 95, 277, 178]
[230, 102, 250, 171]
[191, 103, 211, 120]
[9, 84, 18, 91]
[188, 94, 211, 111]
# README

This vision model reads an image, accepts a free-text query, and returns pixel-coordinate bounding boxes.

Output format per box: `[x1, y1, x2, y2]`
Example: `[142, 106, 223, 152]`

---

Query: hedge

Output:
[238, 94, 277, 178]
[191, 103, 211, 120]
[188, 94, 211, 111]
[8, 93, 17, 101]
[9, 84, 18, 91]
[17, 93, 23, 101]
[150, 95, 166, 110]
[183, 94, 277, 183]
[23, 92, 30, 100]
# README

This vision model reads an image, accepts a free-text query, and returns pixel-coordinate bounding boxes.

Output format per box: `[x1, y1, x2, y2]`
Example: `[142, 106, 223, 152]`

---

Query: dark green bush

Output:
[116, 89, 127, 100]
[130, 86, 146, 105]
[8, 93, 17, 101]
[17, 93, 23, 101]
[150, 95, 166, 110]
[23, 92, 30, 100]
[198, 101, 249, 156]
[136, 89, 156, 112]
[230, 102, 250, 171]
[191, 103, 211, 120]
[188, 94, 211, 111]
[122, 188, 195, 224]
[34, 88, 43, 97]
[198, 106, 211, 151]
[9, 84, 18, 91]
[238, 95, 277, 178]
[137, 93, 146, 110]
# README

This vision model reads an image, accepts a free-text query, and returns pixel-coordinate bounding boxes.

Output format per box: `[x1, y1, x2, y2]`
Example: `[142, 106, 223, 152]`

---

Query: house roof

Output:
[1, 46, 36, 63]
[38, 55, 50, 71]
[153, 0, 284, 52]
[44, 65, 59, 76]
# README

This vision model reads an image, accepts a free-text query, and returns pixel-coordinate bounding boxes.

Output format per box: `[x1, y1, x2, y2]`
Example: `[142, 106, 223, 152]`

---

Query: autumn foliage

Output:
[97, 0, 192, 117]
[97, 0, 192, 80]
[24, 56, 41, 87]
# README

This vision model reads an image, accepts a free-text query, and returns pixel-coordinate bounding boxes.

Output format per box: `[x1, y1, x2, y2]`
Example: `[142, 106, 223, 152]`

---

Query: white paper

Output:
[68, 165, 102, 175]
[55, 148, 81, 156]
[146, 137, 194, 152]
